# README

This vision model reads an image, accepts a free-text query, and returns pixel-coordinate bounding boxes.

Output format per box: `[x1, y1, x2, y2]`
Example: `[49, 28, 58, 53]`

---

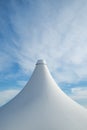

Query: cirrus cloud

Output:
[0, 89, 20, 107]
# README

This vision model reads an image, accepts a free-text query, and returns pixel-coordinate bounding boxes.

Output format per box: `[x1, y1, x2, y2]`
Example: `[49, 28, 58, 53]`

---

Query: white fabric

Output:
[0, 60, 87, 130]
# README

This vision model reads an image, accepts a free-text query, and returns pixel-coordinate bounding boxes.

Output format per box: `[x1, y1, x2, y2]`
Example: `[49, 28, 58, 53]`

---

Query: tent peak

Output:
[36, 59, 47, 65]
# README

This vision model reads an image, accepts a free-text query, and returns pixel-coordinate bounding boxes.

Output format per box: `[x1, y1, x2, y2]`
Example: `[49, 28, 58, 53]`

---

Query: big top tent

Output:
[0, 60, 87, 130]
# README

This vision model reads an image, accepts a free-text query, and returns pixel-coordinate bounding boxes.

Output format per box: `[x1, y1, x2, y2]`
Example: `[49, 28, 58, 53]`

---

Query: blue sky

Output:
[0, 0, 87, 108]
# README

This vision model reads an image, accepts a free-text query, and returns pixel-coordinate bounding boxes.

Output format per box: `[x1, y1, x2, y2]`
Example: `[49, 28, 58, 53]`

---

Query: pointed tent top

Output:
[36, 59, 47, 65]
[0, 59, 87, 130]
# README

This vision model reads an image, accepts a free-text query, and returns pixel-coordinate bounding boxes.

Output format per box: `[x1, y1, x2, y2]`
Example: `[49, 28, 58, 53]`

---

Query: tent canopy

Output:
[0, 60, 87, 130]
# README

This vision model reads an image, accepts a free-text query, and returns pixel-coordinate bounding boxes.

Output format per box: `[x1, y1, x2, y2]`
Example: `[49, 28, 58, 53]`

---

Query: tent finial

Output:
[36, 59, 46, 65]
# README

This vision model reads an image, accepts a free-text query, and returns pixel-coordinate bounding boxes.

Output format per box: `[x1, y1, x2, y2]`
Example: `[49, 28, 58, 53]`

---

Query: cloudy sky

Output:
[0, 0, 87, 108]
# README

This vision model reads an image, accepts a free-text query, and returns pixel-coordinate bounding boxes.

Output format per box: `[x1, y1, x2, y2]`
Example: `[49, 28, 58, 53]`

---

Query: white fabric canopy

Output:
[0, 60, 87, 130]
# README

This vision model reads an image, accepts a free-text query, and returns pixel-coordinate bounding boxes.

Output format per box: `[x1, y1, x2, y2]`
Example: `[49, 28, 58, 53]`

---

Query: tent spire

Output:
[36, 59, 47, 65]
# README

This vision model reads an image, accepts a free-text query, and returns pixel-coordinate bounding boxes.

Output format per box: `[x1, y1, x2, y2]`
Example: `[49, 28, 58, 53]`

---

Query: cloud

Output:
[1, 0, 87, 84]
[0, 89, 20, 107]
[70, 87, 87, 108]
[0, 52, 12, 72]
[70, 87, 87, 100]
[11, 0, 87, 83]
[17, 80, 27, 86]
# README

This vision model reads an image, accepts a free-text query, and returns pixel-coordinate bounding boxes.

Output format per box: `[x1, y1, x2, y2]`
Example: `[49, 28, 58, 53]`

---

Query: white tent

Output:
[0, 60, 87, 130]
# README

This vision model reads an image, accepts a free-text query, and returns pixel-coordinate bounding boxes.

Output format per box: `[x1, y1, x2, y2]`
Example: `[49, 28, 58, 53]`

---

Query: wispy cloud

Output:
[70, 87, 87, 108]
[17, 80, 27, 86]
[1, 0, 87, 83]
[0, 89, 20, 107]
[70, 87, 87, 100]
